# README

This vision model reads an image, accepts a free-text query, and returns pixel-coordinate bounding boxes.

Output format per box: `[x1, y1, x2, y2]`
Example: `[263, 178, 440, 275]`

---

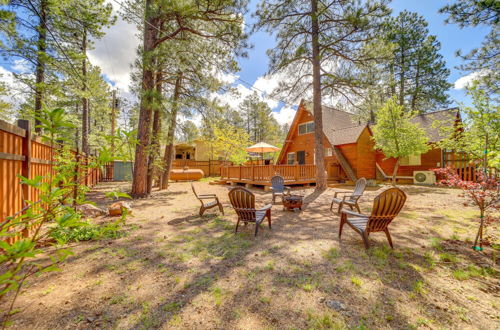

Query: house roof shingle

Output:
[304, 102, 366, 145]
[410, 108, 459, 142]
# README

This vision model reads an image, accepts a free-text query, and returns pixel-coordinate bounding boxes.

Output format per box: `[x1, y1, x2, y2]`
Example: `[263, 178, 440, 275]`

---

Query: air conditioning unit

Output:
[413, 171, 436, 185]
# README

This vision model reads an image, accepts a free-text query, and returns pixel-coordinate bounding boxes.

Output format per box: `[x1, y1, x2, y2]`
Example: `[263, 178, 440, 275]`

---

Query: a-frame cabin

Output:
[277, 100, 461, 183]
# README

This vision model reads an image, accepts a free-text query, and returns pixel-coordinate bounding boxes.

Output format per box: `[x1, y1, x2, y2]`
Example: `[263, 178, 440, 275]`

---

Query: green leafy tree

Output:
[435, 81, 499, 171]
[212, 121, 250, 165]
[372, 97, 430, 184]
[255, 0, 389, 190]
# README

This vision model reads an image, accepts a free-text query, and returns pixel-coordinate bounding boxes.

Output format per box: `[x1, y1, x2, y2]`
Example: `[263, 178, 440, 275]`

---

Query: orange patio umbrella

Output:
[246, 142, 280, 161]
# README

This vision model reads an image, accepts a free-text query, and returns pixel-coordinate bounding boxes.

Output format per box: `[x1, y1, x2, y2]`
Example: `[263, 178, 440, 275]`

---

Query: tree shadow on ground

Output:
[6, 183, 498, 329]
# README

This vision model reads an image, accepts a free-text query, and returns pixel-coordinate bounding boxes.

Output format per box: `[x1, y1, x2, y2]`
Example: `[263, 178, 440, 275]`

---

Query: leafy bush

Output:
[51, 220, 125, 244]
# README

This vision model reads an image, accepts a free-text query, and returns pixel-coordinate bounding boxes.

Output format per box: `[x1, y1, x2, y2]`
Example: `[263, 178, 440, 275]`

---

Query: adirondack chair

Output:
[330, 177, 367, 214]
[191, 183, 224, 216]
[228, 187, 272, 237]
[270, 175, 291, 203]
[339, 187, 407, 249]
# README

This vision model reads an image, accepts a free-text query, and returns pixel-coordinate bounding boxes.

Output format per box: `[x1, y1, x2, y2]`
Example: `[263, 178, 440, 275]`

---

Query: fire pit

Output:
[283, 195, 304, 211]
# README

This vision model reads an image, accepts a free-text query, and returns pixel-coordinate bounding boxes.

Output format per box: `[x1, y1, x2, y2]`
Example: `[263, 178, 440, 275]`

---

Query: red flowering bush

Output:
[433, 167, 499, 248]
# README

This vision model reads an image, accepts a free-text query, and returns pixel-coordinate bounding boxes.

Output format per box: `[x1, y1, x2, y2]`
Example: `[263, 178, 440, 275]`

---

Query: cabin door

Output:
[297, 151, 306, 165]
[328, 163, 339, 179]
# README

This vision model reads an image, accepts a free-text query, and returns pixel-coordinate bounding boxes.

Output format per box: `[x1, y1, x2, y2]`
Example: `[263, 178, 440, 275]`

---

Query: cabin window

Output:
[400, 154, 421, 166]
[287, 152, 295, 165]
[298, 121, 314, 135]
[325, 147, 332, 157]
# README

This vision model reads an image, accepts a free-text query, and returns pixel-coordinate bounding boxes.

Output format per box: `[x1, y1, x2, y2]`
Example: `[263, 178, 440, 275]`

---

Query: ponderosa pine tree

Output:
[239, 92, 283, 145]
[1, 0, 114, 140]
[440, 0, 499, 94]
[55, 0, 115, 153]
[3, 0, 61, 132]
[126, 0, 247, 197]
[255, 0, 389, 190]
[382, 11, 451, 112]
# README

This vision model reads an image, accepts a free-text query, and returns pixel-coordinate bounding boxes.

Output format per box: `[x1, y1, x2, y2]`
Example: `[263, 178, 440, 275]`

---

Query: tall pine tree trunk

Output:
[411, 64, 420, 111]
[399, 47, 405, 107]
[310, 0, 327, 190]
[34, 0, 47, 134]
[160, 74, 182, 190]
[131, 0, 157, 197]
[81, 29, 89, 154]
[147, 72, 163, 194]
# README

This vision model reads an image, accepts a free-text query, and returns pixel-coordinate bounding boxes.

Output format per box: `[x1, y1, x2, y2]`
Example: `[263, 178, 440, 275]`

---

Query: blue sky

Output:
[236, 0, 489, 115]
[0, 0, 489, 126]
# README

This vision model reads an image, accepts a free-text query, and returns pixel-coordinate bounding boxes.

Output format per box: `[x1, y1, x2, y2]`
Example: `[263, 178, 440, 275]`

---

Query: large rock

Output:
[76, 204, 106, 217]
[108, 201, 132, 216]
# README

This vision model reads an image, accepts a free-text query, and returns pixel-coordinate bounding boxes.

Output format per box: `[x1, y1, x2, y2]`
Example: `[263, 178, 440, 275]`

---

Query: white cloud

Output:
[12, 59, 30, 74]
[0, 66, 27, 120]
[253, 74, 282, 95]
[214, 72, 289, 117]
[272, 105, 296, 126]
[454, 71, 484, 90]
[88, 2, 140, 93]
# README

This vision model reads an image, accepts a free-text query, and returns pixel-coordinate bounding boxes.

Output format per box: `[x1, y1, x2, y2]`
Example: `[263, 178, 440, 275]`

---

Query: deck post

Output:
[239, 165, 242, 180]
[295, 162, 299, 181]
[252, 165, 255, 181]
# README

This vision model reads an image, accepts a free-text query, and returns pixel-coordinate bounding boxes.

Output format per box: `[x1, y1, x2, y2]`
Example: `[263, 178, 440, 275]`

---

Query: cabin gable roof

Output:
[409, 108, 460, 142]
[303, 101, 367, 146]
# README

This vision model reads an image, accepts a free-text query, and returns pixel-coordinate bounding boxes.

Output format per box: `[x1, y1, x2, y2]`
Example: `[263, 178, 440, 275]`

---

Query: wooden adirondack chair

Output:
[228, 187, 272, 237]
[191, 183, 224, 216]
[270, 175, 291, 204]
[330, 177, 367, 214]
[339, 187, 407, 249]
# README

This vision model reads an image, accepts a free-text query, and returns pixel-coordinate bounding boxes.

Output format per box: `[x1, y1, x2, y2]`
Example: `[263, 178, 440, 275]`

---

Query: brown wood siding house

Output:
[277, 100, 460, 182]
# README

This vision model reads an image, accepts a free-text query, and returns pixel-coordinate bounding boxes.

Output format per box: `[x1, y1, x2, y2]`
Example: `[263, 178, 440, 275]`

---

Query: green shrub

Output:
[51, 220, 124, 243]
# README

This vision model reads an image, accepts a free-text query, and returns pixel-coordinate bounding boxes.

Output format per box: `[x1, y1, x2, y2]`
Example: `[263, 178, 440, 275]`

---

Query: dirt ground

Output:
[3, 180, 499, 329]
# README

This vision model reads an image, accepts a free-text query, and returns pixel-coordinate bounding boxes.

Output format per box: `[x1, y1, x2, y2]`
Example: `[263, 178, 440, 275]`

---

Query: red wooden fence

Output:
[0, 119, 101, 224]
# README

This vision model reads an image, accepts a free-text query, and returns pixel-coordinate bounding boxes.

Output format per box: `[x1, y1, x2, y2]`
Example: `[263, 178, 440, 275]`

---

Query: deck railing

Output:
[220, 164, 316, 183]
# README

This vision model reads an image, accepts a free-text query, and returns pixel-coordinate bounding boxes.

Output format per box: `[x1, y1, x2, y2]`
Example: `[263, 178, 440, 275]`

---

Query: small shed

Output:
[113, 161, 133, 181]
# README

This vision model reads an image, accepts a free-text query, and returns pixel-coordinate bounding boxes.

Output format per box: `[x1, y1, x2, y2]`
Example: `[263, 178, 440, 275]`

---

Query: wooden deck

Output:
[220, 164, 316, 186]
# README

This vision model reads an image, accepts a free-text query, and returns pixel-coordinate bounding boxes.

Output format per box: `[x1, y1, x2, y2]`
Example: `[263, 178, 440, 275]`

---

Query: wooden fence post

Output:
[17, 120, 31, 207]
[17, 120, 31, 238]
